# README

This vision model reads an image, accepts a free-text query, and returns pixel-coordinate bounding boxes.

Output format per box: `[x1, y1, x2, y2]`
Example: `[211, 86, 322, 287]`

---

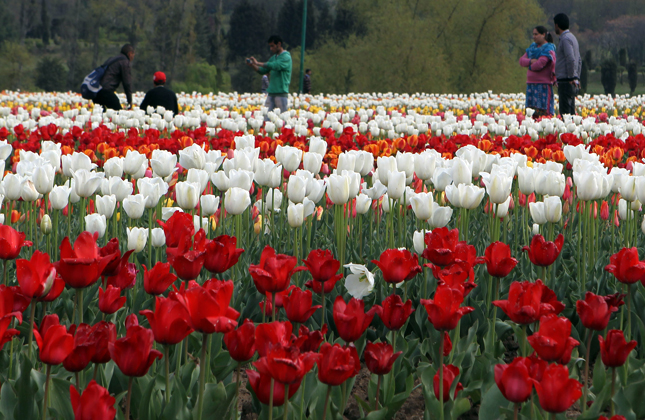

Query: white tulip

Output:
[229, 169, 254, 191]
[187, 168, 210, 193]
[495, 196, 512, 219]
[265, 188, 283, 212]
[0, 214, 4, 224]
[127, 227, 149, 252]
[337, 153, 356, 173]
[137, 177, 168, 209]
[395, 152, 415, 179]
[225, 187, 251, 215]
[309, 137, 327, 156]
[151, 228, 166, 247]
[376, 156, 397, 187]
[451, 157, 473, 185]
[619, 175, 637, 202]
[413, 229, 429, 254]
[517, 166, 535, 195]
[175, 181, 201, 210]
[123, 194, 146, 219]
[69, 179, 81, 204]
[641, 215, 645, 235]
[150, 149, 177, 178]
[362, 180, 387, 200]
[544, 196, 562, 223]
[179, 143, 206, 170]
[49, 183, 71, 210]
[211, 171, 230, 191]
[205, 150, 226, 171]
[410, 192, 434, 220]
[0, 140, 13, 160]
[287, 201, 305, 227]
[529, 202, 547, 225]
[62, 152, 97, 177]
[482, 173, 513, 204]
[85, 213, 107, 238]
[275, 145, 302, 172]
[302, 152, 323, 174]
[382, 193, 392, 213]
[386, 170, 406, 200]
[193, 215, 209, 232]
[431, 168, 452, 192]
[21, 180, 40, 201]
[40, 214, 52, 234]
[72, 169, 104, 198]
[445, 183, 485, 209]
[254, 159, 282, 188]
[2, 173, 24, 200]
[327, 174, 350, 204]
[122, 150, 148, 176]
[103, 157, 124, 178]
[428, 203, 452, 228]
[287, 174, 307, 203]
[33, 164, 56, 194]
[162, 207, 184, 221]
[532, 223, 540, 235]
[344, 263, 374, 299]
[618, 199, 635, 220]
[307, 179, 326, 203]
[195, 194, 216, 216]
[414, 152, 438, 181]
[107, 176, 134, 201]
[355, 193, 372, 215]
[96, 194, 117, 218]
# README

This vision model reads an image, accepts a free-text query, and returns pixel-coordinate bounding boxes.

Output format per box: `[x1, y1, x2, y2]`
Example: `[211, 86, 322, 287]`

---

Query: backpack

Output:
[80, 56, 123, 100]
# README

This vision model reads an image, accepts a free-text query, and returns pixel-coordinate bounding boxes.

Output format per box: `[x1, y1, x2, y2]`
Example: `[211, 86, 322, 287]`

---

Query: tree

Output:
[627, 60, 638, 94]
[601, 58, 617, 95]
[40, 0, 49, 45]
[277, 0, 318, 49]
[585, 50, 594, 69]
[580, 60, 589, 93]
[35, 56, 66, 91]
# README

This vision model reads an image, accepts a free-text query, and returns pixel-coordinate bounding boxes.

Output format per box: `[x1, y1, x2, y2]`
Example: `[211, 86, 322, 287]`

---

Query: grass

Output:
[583, 70, 645, 96]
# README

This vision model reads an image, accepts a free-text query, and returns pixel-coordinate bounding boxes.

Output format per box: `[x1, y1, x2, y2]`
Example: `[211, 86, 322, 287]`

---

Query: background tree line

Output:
[0, 0, 643, 96]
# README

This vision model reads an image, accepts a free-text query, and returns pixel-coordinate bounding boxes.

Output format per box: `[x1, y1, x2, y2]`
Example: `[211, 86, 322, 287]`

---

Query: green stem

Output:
[196, 333, 208, 420]
[522, 324, 528, 357]
[124, 376, 133, 420]
[582, 329, 592, 412]
[611, 367, 616, 416]
[76, 288, 83, 325]
[627, 284, 632, 340]
[2, 259, 7, 286]
[375, 375, 382, 411]
[268, 377, 275, 420]
[283, 384, 290, 420]
[42, 365, 51, 420]
[148, 208, 153, 269]
[28, 300, 36, 360]
[234, 363, 241, 420]
[322, 385, 331, 420]
[514, 403, 519, 420]
[165, 345, 171, 404]
[439, 332, 445, 420]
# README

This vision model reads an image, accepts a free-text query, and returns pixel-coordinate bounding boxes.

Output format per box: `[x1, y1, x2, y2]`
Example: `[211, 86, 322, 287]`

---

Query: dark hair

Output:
[553, 13, 569, 30]
[305, 69, 311, 73]
[121, 44, 135, 56]
[534, 26, 554, 43]
[267, 35, 283, 45]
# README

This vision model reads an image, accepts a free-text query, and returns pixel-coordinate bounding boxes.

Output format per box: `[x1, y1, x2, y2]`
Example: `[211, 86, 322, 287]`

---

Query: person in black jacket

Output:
[94, 44, 134, 110]
[139, 72, 180, 115]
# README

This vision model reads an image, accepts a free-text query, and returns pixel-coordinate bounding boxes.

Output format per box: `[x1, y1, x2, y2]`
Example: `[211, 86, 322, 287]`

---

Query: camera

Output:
[246, 58, 252, 64]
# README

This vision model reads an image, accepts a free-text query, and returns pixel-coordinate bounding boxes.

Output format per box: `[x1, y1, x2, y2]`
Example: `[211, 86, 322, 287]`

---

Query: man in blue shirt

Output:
[554, 13, 582, 116]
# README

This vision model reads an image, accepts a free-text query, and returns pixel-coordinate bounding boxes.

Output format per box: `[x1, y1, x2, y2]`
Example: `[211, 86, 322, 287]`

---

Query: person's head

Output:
[553, 13, 569, 35]
[153, 71, 166, 86]
[267, 35, 283, 54]
[121, 44, 135, 61]
[305, 69, 311, 75]
[533, 26, 553, 45]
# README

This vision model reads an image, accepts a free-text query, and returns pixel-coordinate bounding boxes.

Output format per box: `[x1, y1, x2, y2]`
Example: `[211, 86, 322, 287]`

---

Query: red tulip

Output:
[372, 248, 422, 284]
[421, 227, 460, 267]
[0, 224, 32, 260]
[108, 323, 163, 377]
[223, 319, 256, 362]
[37, 275, 65, 302]
[483, 241, 518, 278]
[526, 353, 548, 382]
[576, 292, 619, 331]
[429, 261, 477, 297]
[143, 262, 178, 295]
[522, 234, 564, 267]
[8, 285, 30, 312]
[70, 380, 116, 420]
[158, 211, 194, 248]
[379, 293, 414, 330]
[98, 286, 126, 315]
[332, 296, 381, 343]
[316, 342, 361, 386]
[104, 251, 137, 290]
[364, 342, 401, 375]
[172, 280, 238, 334]
[493, 280, 563, 325]
[599, 329, 637, 368]
[442, 331, 453, 357]
[532, 364, 582, 413]
[494, 357, 533, 403]
[527, 315, 579, 364]
[600, 201, 610, 220]
[203, 235, 244, 274]
[88, 321, 117, 364]
[293, 324, 327, 353]
[16, 250, 57, 299]
[33, 314, 74, 365]
[304, 276, 341, 294]
[282, 287, 321, 324]
[63, 323, 96, 372]
[99, 238, 122, 277]
[255, 321, 293, 357]
[249, 246, 306, 294]
[166, 228, 208, 281]
[259, 286, 297, 317]
[420, 285, 474, 331]
[302, 249, 342, 283]
[603, 293, 626, 309]
[254, 345, 317, 385]
[433, 364, 463, 402]
[599, 416, 627, 420]
[56, 232, 110, 289]
[0, 286, 22, 350]
[605, 247, 645, 284]
[140, 295, 193, 345]
[246, 369, 301, 407]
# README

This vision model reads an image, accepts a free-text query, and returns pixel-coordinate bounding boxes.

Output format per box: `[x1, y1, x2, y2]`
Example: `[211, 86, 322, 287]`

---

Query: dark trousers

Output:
[94, 89, 122, 111]
[557, 82, 577, 115]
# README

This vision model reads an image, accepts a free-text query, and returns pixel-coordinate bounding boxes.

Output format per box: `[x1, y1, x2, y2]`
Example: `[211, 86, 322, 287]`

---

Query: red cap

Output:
[153, 71, 166, 84]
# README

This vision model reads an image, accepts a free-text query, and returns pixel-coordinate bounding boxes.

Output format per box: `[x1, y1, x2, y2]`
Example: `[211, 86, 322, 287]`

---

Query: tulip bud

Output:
[127, 227, 149, 252]
[532, 223, 540, 235]
[41, 214, 52, 235]
[413, 229, 429, 254]
[151, 228, 166, 247]
[85, 213, 107, 238]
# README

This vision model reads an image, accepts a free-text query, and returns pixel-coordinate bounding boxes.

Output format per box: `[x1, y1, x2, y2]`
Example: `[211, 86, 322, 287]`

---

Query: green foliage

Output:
[0, 41, 36, 91]
[173, 61, 230, 94]
[35, 56, 67, 92]
[601, 58, 618, 95]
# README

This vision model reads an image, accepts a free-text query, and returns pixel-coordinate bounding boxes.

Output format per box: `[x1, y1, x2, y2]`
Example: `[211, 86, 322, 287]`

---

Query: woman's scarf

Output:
[526, 42, 556, 60]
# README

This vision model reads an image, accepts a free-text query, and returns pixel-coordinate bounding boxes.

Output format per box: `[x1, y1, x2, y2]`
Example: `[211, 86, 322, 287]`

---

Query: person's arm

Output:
[562, 37, 577, 80]
[529, 55, 550, 72]
[122, 60, 133, 106]
[263, 53, 290, 72]
[519, 53, 531, 68]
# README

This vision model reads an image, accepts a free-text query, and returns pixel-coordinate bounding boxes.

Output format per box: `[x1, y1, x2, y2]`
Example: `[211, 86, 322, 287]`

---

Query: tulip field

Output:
[3, 90, 645, 420]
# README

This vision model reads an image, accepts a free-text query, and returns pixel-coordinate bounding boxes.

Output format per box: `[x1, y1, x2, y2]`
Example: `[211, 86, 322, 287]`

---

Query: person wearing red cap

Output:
[139, 71, 179, 115]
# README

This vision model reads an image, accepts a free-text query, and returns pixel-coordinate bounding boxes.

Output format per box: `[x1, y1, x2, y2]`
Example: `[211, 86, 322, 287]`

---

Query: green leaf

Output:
[0, 379, 17, 420]
[163, 379, 191, 420]
[624, 379, 645, 419]
[14, 358, 36, 420]
[138, 375, 160, 420]
[449, 397, 471, 420]
[613, 388, 637, 420]
[592, 355, 606, 392]
[478, 384, 510, 420]
[199, 381, 236, 420]
[49, 378, 74, 420]
[362, 408, 388, 420]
